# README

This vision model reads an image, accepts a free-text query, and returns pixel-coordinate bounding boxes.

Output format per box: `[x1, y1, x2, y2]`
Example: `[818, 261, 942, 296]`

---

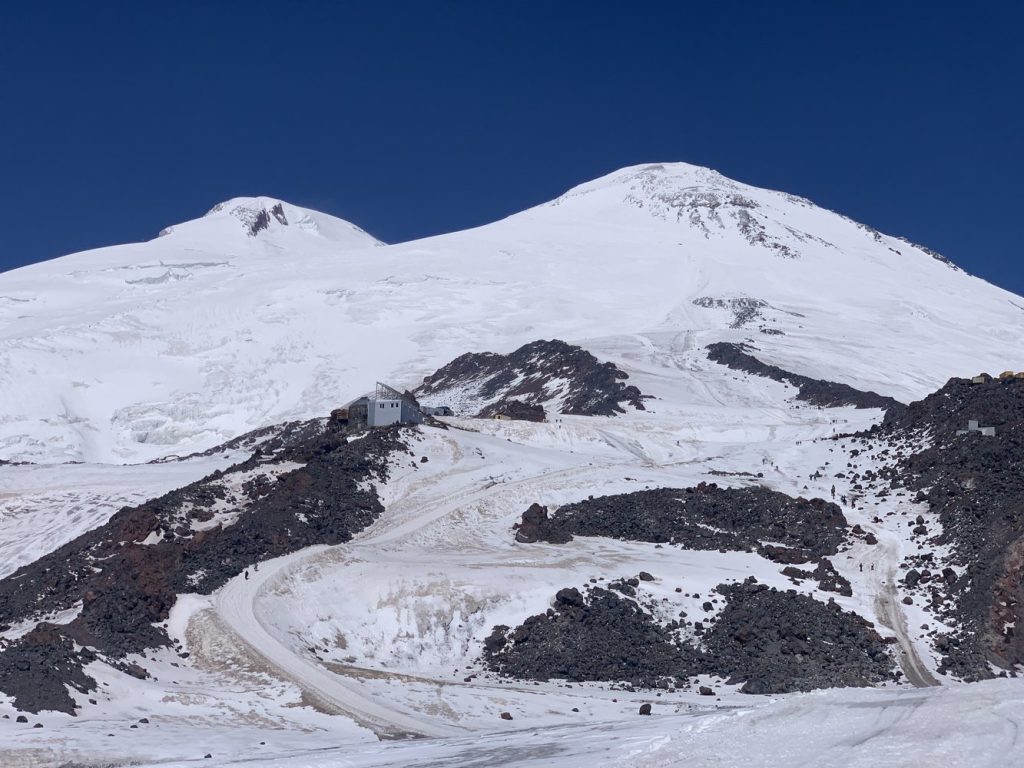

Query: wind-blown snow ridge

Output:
[1, 163, 1023, 463]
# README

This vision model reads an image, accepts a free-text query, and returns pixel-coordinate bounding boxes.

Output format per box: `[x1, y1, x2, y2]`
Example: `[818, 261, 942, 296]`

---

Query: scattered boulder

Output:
[515, 503, 571, 544]
[555, 588, 585, 608]
[812, 558, 853, 597]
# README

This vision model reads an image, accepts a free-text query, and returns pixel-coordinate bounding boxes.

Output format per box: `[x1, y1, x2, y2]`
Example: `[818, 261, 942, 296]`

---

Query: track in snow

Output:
[210, 547, 460, 739]
[874, 583, 940, 688]
[191, 408, 946, 743]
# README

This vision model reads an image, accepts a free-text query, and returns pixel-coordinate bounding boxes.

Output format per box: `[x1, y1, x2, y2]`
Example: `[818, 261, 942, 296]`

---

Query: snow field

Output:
[4, 164, 1024, 464]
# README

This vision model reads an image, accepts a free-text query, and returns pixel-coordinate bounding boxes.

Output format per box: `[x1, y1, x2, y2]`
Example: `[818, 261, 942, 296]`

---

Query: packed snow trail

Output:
[207, 449, 627, 737]
[212, 547, 461, 738]
[874, 584, 940, 688]
[868, 530, 940, 688]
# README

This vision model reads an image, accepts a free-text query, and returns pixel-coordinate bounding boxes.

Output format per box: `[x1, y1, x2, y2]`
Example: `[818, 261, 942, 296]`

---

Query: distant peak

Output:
[158, 197, 384, 246]
[566, 162, 734, 195]
[204, 196, 288, 218]
[204, 197, 291, 237]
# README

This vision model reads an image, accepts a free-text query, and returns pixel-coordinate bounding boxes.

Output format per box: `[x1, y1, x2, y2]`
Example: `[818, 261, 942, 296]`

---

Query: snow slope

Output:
[0, 197, 381, 462]
[0, 394, 1012, 766]
[2, 164, 1023, 463]
[143, 677, 1024, 768]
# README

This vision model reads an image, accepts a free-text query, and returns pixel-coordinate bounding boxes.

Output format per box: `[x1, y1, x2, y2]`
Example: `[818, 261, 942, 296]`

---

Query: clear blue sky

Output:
[1, 2, 1021, 295]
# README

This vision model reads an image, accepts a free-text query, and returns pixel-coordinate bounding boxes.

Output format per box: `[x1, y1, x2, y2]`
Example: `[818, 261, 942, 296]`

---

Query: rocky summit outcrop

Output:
[483, 578, 896, 694]
[872, 375, 1024, 679]
[514, 484, 847, 562]
[0, 421, 406, 714]
[415, 339, 647, 418]
[706, 342, 904, 412]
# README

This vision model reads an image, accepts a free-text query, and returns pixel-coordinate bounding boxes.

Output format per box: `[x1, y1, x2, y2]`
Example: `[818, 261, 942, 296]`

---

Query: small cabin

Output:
[999, 370, 1016, 381]
[956, 419, 996, 437]
[971, 373, 992, 384]
[343, 383, 423, 428]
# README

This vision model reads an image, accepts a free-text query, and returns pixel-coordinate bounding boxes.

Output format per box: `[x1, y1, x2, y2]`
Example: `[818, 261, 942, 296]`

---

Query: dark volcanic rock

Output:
[706, 342, 904, 412]
[517, 484, 847, 561]
[415, 339, 648, 417]
[876, 376, 1024, 679]
[703, 582, 896, 693]
[515, 503, 572, 544]
[0, 626, 97, 715]
[555, 588, 585, 608]
[483, 587, 702, 685]
[482, 580, 897, 695]
[0, 422, 405, 713]
[480, 399, 547, 422]
[812, 559, 853, 597]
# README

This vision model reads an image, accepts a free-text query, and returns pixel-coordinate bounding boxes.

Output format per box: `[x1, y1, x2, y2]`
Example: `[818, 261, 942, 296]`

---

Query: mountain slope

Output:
[2, 164, 1022, 463]
[0, 198, 382, 462]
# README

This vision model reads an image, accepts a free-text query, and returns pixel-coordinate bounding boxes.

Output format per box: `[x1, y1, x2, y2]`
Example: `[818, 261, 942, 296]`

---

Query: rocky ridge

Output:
[707, 342, 905, 412]
[0, 421, 407, 714]
[871, 375, 1024, 679]
[415, 339, 647, 419]
[514, 484, 848, 563]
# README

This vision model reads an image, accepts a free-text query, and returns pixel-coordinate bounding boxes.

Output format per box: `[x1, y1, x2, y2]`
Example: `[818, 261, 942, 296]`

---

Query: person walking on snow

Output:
[831, 484, 836, 499]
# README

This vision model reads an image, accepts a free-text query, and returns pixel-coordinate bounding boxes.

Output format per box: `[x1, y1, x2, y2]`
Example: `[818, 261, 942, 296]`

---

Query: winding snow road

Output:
[212, 547, 461, 738]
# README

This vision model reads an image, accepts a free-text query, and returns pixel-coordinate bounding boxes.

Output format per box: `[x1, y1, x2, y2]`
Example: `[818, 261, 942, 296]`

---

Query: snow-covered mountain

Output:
[2, 163, 1022, 463]
[2, 164, 1024, 768]
[0, 197, 381, 462]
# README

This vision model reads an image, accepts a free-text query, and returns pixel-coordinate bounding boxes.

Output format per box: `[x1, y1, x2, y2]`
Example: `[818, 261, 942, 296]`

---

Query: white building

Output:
[346, 382, 424, 427]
